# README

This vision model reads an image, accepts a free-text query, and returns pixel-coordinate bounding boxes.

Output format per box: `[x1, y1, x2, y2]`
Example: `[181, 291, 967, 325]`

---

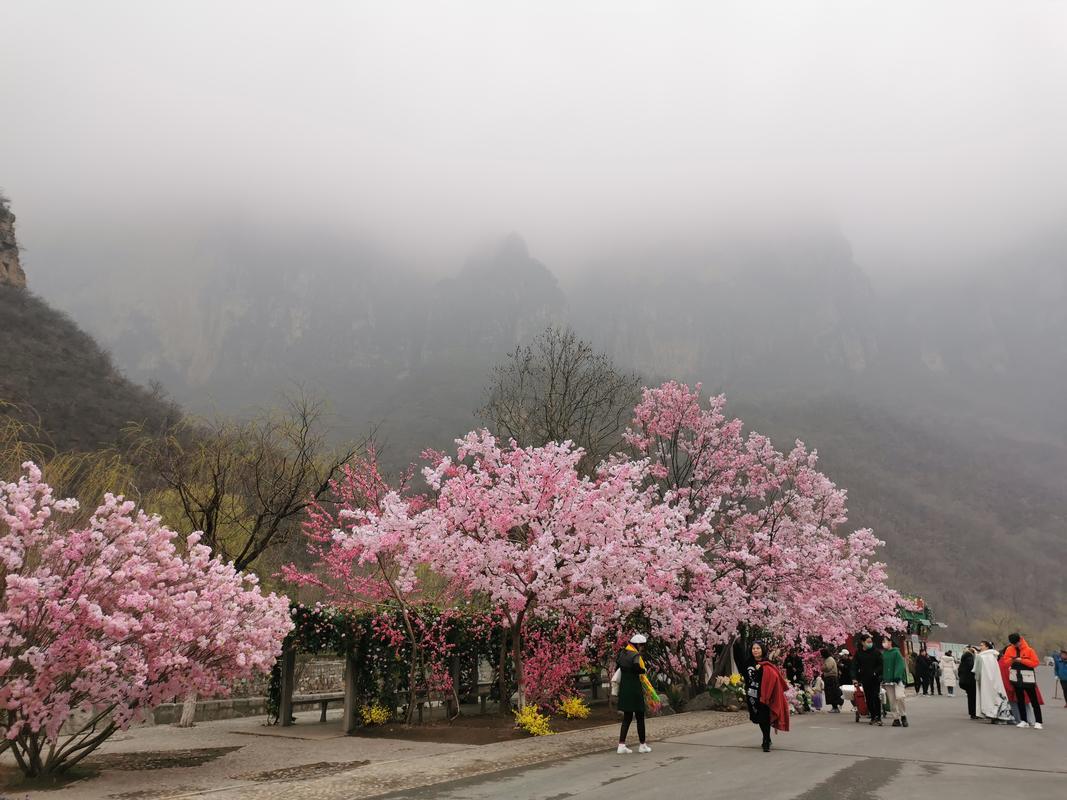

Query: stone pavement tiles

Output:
[220, 710, 745, 800]
[5, 708, 744, 800]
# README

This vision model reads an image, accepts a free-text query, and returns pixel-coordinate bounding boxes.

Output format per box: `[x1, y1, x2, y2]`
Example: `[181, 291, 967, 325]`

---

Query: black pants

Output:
[861, 678, 882, 721]
[753, 703, 771, 745]
[824, 675, 841, 709]
[964, 684, 977, 717]
[934, 674, 942, 695]
[620, 710, 646, 743]
[1014, 684, 1043, 724]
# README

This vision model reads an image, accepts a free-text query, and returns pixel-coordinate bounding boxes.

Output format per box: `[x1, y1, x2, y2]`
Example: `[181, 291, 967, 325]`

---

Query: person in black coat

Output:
[854, 633, 885, 725]
[837, 649, 853, 684]
[930, 652, 942, 695]
[958, 646, 978, 719]
[914, 647, 931, 695]
[784, 649, 806, 687]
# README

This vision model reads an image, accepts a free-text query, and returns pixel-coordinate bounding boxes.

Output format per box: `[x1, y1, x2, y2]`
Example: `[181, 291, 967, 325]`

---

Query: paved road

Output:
[378, 670, 1066, 799]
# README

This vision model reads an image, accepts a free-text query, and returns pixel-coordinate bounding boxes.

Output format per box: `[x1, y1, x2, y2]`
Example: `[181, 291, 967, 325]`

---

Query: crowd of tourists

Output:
[805, 632, 1055, 731]
[614, 631, 1061, 754]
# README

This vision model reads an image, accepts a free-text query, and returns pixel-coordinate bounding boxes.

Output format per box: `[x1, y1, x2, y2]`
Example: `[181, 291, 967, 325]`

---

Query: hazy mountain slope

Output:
[874, 246, 1067, 445]
[0, 286, 178, 451]
[571, 231, 879, 397]
[33, 233, 564, 457]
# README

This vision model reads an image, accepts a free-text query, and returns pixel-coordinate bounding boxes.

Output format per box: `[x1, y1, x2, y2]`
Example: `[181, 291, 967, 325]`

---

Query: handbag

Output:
[1009, 668, 1036, 685]
[610, 668, 622, 696]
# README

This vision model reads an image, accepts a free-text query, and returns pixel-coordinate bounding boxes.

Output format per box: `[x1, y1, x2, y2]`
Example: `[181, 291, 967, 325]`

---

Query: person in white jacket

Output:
[940, 650, 958, 696]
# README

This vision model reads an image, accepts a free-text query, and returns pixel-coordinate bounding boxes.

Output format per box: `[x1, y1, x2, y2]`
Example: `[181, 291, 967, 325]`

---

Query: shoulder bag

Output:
[1009, 667, 1036, 685]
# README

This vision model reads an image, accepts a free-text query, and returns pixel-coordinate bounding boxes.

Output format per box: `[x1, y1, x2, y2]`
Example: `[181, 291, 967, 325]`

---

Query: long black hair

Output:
[749, 640, 769, 665]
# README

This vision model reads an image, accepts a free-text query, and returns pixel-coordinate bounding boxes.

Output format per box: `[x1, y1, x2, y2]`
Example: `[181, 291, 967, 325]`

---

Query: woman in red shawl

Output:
[742, 641, 790, 752]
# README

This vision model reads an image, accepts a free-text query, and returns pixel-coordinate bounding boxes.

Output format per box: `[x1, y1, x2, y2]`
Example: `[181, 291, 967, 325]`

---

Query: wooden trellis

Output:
[277, 647, 360, 731]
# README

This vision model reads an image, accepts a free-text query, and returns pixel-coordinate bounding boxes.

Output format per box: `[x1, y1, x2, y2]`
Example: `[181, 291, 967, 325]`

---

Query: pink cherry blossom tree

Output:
[626, 382, 903, 657]
[281, 449, 432, 607]
[0, 463, 291, 776]
[282, 450, 461, 722]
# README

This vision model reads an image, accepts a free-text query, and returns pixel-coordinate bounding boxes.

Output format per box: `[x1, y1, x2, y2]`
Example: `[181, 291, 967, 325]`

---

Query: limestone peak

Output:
[0, 194, 27, 288]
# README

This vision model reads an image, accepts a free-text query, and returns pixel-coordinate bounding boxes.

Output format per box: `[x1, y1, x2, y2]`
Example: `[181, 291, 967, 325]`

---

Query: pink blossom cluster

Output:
[522, 621, 592, 709]
[627, 382, 904, 648]
[420, 431, 711, 636]
[283, 450, 457, 607]
[0, 463, 291, 770]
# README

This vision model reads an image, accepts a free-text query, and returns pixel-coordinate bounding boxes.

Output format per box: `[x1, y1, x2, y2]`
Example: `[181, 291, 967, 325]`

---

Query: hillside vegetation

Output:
[0, 286, 179, 453]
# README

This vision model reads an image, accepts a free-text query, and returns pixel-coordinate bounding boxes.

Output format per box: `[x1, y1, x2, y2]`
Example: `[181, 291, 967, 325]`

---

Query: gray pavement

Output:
[3, 708, 471, 800]
[374, 668, 1067, 800]
[8, 669, 1063, 799]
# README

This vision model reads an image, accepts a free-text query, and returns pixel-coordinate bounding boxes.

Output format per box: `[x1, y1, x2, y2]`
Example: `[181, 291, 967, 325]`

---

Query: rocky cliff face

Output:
[0, 197, 27, 288]
[569, 231, 879, 395]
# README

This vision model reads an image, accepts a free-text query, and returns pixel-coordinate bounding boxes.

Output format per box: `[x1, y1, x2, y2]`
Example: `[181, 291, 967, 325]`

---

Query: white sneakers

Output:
[1034, 723, 1043, 730]
[1016, 721, 1030, 728]
[617, 743, 653, 753]
[639, 743, 653, 753]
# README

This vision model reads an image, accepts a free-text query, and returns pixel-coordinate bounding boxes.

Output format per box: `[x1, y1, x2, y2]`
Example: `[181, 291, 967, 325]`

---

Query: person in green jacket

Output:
[881, 636, 910, 727]
[616, 634, 657, 753]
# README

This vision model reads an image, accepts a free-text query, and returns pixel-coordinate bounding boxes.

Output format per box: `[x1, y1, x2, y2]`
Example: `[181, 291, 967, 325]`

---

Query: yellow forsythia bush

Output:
[558, 696, 590, 719]
[514, 705, 554, 736]
[360, 703, 391, 726]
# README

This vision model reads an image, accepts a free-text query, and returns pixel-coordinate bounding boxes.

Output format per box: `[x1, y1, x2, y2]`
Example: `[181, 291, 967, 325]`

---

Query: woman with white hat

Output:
[615, 633, 655, 753]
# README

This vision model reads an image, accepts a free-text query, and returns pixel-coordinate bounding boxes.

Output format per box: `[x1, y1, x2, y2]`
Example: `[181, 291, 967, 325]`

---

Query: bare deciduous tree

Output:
[126, 393, 364, 726]
[478, 326, 642, 471]
[971, 606, 1027, 647]
[127, 393, 364, 573]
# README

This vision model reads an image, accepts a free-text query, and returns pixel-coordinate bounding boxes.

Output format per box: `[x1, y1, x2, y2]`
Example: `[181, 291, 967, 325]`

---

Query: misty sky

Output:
[3, 1, 1066, 278]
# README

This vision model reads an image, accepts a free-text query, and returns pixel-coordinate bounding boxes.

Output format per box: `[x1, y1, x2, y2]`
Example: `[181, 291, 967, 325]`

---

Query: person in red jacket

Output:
[742, 641, 790, 752]
[998, 655, 1044, 723]
[1001, 632, 1043, 729]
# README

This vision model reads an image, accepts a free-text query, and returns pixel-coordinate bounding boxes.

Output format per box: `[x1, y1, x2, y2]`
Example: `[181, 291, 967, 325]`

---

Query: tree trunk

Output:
[511, 612, 526, 710]
[176, 690, 197, 727]
[497, 629, 509, 715]
[378, 556, 427, 726]
[397, 606, 423, 725]
[448, 655, 462, 720]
